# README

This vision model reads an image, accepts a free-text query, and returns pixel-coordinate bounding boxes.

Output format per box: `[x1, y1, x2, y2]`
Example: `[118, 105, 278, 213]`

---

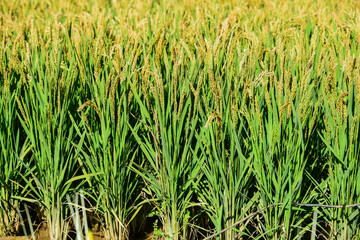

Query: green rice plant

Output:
[189, 40, 256, 238]
[68, 21, 145, 239]
[129, 57, 202, 239]
[77, 77, 142, 239]
[0, 87, 31, 236]
[16, 76, 88, 240]
[195, 113, 254, 239]
[319, 81, 360, 239]
[244, 73, 317, 239]
[0, 35, 31, 233]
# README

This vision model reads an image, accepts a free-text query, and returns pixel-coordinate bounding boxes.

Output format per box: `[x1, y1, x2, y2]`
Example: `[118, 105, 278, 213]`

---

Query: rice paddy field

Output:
[1, 0, 360, 239]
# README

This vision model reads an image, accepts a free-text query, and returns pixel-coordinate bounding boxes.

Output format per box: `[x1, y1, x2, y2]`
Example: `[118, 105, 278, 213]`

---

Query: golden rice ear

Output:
[77, 100, 101, 119]
[204, 111, 222, 129]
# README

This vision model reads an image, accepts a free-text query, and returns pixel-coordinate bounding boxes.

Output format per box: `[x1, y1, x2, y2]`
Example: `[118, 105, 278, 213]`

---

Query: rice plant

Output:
[0, 83, 30, 236]
[1, 0, 360, 239]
